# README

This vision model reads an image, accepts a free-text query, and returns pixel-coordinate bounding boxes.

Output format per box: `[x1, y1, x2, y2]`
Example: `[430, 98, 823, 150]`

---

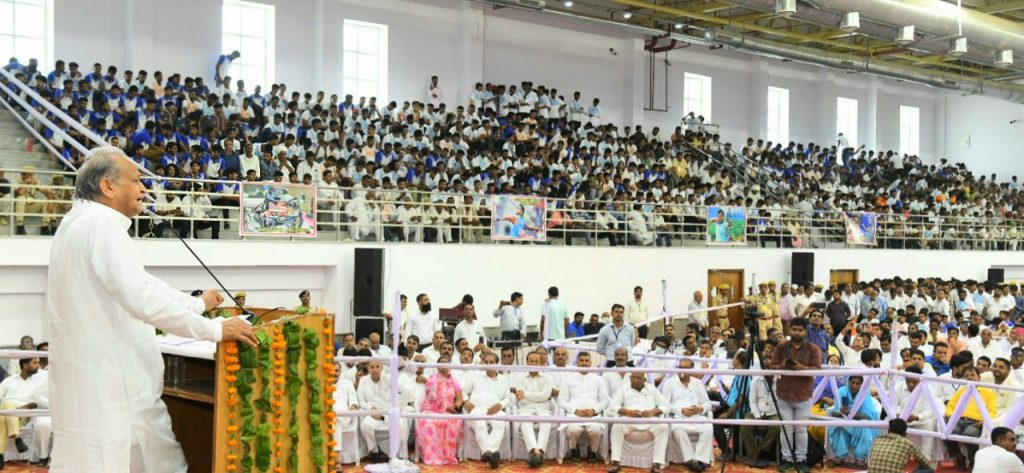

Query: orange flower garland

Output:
[271, 327, 287, 472]
[224, 342, 241, 471]
[323, 317, 338, 470]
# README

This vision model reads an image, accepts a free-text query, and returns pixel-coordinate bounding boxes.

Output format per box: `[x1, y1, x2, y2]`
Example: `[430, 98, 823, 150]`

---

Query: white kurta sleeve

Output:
[89, 221, 222, 342]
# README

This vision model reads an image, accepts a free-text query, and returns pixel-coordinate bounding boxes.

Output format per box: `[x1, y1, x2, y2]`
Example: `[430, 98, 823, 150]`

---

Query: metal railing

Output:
[2, 167, 1024, 250]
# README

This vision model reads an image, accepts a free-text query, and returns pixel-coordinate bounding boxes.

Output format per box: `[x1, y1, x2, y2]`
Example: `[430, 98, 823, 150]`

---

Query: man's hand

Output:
[907, 415, 920, 423]
[515, 389, 525, 401]
[551, 388, 560, 398]
[487, 404, 502, 415]
[222, 317, 258, 347]
[201, 289, 225, 312]
[464, 402, 475, 413]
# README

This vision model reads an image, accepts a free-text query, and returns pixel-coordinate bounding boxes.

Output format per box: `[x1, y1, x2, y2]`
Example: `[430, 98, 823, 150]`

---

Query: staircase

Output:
[0, 108, 61, 173]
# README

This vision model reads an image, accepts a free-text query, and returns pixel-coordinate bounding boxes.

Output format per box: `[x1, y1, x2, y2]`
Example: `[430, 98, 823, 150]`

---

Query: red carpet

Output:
[0, 459, 955, 472]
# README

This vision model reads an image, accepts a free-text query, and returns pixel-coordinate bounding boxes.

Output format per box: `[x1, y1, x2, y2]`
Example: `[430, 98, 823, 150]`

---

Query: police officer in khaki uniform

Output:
[749, 282, 781, 340]
[712, 284, 732, 332]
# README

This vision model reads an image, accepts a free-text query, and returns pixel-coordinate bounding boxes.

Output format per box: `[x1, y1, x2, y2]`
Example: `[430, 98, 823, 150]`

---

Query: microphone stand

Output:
[141, 207, 254, 321]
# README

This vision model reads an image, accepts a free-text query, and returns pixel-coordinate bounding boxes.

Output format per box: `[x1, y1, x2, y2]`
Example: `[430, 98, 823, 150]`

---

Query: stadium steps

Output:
[0, 109, 62, 173]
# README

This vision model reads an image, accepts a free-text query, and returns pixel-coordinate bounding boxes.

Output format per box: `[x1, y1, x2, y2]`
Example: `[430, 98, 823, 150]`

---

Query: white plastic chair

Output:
[4, 423, 38, 463]
[461, 415, 513, 461]
[334, 414, 361, 465]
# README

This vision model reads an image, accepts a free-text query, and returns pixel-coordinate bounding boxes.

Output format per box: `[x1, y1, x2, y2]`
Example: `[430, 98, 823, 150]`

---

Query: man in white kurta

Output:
[0, 358, 41, 461]
[662, 359, 714, 469]
[516, 352, 557, 465]
[608, 372, 670, 472]
[45, 148, 257, 473]
[463, 353, 512, 465]
[357, 360, 411, 459]
[894, 367, 939, 459]
[559, 352, 609, 461]
[32, 367, 52, 463]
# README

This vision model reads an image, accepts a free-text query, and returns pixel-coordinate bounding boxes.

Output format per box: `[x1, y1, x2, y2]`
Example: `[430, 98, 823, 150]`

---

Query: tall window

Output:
[221, 0, 275, 90]
[0, 0, 53, 69]
[899, 105, 920, 156]
[766, 86, 790, 144]
[342, 19, 388, 101]
[682, 72, 712, 122]
[835, 97, 858, 148]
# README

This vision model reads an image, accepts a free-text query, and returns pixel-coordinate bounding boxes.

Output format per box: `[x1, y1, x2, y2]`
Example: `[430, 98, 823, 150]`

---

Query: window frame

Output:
[899, 105, 921, 156]
[0, 0, 54, 71]
[221, 0, 276, 90]
[682, 72, 712, 122]
[766, 86, 790, 145]
[341, 18, 389, 102]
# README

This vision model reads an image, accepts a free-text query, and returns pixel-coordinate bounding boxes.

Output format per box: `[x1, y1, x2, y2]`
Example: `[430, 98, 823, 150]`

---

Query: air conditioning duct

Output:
[896, 25, 915, 45]
[485, 0, 546, 9]
[997, 49, 1014, 68]
[775, 0, 796, 17]
[840, 12, 860, 32]
[950, 37, 968, 57]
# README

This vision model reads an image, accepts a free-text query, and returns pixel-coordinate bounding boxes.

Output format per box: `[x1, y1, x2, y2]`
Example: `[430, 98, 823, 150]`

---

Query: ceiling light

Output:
[996, 49, 1014, 68]
[840, 12, 860, 32]
[775, 0, 796, 18]
[674, 23, 683, 29]
[949, 36, 967, 57]
[895, 25, 915, 45]
[562, 0, 573, 6]
[623, 12, 633, 19]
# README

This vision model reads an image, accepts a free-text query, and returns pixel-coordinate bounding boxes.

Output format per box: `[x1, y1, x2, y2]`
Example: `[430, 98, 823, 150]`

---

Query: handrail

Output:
[0, 67, 111, 151]
[0, 91, 76, 171]
[2, 171, 1024, 251]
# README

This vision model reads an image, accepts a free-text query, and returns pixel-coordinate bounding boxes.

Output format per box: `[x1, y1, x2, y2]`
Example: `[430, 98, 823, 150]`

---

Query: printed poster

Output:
[239, 182, 317, 237]
[706, 205, 747, 245]
[491, 195, 547, 241]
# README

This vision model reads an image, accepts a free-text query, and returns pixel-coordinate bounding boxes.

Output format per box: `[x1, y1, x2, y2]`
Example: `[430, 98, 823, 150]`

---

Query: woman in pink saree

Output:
[416, 354, 464, 465]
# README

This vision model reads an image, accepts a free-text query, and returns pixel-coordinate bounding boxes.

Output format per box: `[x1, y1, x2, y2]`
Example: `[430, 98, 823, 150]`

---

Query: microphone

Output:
[140, 207, 254, 321]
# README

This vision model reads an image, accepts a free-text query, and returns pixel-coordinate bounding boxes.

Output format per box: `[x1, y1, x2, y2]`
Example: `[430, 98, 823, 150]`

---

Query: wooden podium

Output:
[161, 308, 335, 473]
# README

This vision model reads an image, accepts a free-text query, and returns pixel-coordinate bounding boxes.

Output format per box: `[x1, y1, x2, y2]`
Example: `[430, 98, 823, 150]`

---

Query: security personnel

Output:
[712, 284, 732, 332]
[750, 283, 780, 340]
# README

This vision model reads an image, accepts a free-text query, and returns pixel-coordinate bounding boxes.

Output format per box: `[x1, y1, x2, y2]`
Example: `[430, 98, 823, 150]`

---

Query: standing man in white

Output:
[45, 147, 258, 473]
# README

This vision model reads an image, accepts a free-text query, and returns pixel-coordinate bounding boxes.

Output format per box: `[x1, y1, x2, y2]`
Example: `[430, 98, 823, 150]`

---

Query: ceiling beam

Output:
[979, 0, 1024, 13]
[614, 0, 995, 76]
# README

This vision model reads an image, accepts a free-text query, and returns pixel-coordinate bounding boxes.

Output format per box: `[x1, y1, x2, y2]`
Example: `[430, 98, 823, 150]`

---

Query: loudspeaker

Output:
[353, 248, 384, 316]
[792, 252, 815, 286]
[354, 316, 386, 341]
[988, 268, 1005, 285]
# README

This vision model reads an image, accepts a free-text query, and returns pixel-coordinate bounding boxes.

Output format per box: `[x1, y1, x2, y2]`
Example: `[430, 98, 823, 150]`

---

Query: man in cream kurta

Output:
[516, 352, 558, 466]
[608, 372, 670, 473]
[560, 352, 609, 461]
[45, 148, 256, 473]
[662, 358, 714, 469]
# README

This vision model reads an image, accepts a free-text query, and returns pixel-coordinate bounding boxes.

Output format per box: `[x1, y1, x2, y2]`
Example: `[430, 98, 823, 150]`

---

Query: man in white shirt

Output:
[686, 291, 708, 331]
[463, 352, 512, 468]
[0, 358, 41, 463]
[453, 303, 487, 352]
[602, 347, 631, 397]
[560, 351, 609, 462]
[516, 352, 559, 466]
[893, 366, 939, 458]
[608, 372, 670, 473]
[406, 294, 439, 349]
[357, 360, 411, 460]
[493, 292, 527, 341]
[540, 286, 569, 341]
[662, 358, 713, 471]
[626, 286, 652, 339]
[971, 328, 1005, 362]
[421, 331, 446, 364]
[367, 332, 391, 358]
[791, 285, 815, 319]
[972, 427, 1024, 473]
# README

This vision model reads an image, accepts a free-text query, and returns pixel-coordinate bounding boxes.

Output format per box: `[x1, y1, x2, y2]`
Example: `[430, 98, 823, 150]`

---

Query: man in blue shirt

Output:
[566, 312, 586, 338]
[925, 341, 951, 375]
[595, 303, 635, 367]
[805, 311, 831, 362]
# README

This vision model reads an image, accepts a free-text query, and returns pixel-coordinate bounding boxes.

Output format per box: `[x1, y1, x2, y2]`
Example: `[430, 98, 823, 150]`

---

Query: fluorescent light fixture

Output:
[563, 0, 573, 6]
[674, 23, 683, 29]
[775, 0, 796, 17]
[623, 11, 633, 19]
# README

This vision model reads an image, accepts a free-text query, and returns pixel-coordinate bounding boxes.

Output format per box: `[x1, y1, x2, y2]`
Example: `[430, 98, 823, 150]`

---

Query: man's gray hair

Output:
[74, 146, 127, 201]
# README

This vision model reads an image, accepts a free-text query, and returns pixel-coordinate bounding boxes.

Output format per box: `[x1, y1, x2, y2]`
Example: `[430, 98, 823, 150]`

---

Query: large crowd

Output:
[318, 277, 1024, 472]
[5, 277, 1024, 471]
[1, 56, 1023, 248]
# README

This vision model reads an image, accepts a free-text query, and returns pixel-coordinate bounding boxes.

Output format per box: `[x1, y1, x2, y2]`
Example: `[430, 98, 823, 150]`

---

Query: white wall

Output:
[4, 237, 1023, 346]
[943, 92, 1024, 178]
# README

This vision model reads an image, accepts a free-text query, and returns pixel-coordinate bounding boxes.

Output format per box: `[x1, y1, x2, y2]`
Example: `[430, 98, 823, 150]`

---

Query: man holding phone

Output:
[769, 317, 822, 473]
[454, 303, 488, 353]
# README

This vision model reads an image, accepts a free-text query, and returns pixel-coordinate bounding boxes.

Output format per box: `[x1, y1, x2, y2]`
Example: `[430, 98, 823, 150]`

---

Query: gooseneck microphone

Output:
[140, 207, 253, 320]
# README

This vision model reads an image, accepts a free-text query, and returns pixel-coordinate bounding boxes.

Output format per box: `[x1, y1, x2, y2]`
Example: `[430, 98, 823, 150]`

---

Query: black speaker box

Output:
[792, 252, 815, 286]
[353, 248, 384, 316]
[988, 268, 1005, 285]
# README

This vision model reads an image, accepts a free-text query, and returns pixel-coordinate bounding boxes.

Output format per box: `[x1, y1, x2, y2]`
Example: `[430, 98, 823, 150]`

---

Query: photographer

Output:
[769, 317, 822, 473]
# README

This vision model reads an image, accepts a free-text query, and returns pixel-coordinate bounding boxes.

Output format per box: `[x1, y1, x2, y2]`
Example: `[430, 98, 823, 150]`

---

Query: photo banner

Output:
[706, 205, 747, 245]
[844, 212, 878, 246]
[491, 195, 547, 241]
[239, 182, 317, 237]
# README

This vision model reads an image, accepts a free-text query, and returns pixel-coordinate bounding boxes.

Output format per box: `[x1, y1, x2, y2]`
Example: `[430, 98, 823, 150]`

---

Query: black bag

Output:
[804, 436, 826, 467]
